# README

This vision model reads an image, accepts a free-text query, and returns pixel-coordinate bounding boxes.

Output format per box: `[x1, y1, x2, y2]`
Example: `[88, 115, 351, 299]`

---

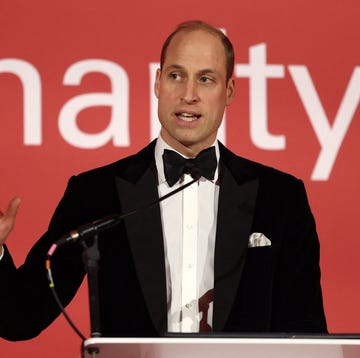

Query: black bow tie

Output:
[162, 146, 217, 187]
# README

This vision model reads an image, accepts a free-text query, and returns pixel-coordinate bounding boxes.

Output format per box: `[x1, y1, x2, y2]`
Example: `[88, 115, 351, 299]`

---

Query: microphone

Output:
[55, 174, 200, 247]
[55, 214, 121, 247]
[47, 171, 201, 340]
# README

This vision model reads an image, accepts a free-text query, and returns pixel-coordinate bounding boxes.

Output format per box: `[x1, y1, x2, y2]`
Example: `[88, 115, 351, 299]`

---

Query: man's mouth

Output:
[176, 112, 201, 122]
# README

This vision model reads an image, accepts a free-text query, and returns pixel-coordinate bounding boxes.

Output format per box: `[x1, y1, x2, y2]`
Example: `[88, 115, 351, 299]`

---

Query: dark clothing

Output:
[0, 140, 327, 340]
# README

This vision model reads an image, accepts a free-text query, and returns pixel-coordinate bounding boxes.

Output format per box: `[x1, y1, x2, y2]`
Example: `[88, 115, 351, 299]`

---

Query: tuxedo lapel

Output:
[115, 143, 168, 334]
[213, 147, 259, 331]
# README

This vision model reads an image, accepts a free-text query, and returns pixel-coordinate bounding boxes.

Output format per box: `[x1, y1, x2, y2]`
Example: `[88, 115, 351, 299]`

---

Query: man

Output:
[0, 20, 327, 340]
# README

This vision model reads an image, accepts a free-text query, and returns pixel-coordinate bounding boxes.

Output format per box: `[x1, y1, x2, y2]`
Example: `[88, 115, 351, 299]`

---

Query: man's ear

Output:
[154, 68, 161, 99]
[226, 77, 236, 106]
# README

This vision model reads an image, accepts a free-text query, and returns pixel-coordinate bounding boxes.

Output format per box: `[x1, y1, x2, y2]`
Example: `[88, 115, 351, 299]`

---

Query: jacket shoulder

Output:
[219, 142, 301, 188]
[73, 141, 156, 183]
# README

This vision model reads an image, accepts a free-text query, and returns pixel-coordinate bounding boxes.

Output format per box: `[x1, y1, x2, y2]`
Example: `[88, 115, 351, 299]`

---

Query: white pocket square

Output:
[248, 233, 271, 248]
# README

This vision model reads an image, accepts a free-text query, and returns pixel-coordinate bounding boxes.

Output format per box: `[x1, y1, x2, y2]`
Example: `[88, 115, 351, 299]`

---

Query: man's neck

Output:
[159, 133, 217, 158]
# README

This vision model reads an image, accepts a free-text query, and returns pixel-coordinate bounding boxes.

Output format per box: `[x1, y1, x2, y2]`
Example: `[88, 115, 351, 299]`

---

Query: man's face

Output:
[155, 29, 235, 156]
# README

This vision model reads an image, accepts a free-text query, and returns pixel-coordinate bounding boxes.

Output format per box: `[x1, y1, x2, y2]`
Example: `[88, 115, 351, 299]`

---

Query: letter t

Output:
[235, 44, 285, 149]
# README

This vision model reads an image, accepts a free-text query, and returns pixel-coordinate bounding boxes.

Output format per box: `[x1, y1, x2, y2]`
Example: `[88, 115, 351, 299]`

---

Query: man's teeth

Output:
[177, 113, 199, 122]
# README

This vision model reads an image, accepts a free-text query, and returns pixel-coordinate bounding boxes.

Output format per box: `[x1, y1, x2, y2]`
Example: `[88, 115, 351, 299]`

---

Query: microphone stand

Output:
[81, 235, 102, 338]
[53, 175, 200, 341]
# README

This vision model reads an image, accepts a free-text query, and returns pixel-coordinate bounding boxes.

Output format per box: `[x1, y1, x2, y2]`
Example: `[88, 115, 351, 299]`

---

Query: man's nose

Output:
[181, 80, 199, 103]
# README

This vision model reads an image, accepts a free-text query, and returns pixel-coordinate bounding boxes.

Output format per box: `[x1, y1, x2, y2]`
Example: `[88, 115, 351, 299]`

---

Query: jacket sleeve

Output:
[0, 176, 87, 341]
[270, 179, 327, 333]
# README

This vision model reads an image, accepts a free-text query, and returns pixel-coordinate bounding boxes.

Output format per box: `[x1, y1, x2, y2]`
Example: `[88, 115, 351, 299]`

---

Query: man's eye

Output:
[170, 73, 180, 80]
[199, 76, 211, 83]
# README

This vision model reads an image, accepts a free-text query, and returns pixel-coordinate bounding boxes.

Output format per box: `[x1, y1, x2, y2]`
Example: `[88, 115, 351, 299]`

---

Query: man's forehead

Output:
[163, 63, 219, 75]
[168, 28, 221, 48]
[163, 31, 225, 63]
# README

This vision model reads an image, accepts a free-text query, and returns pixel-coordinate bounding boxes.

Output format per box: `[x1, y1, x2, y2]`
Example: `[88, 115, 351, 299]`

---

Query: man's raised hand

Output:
[0, 197, 21, 250]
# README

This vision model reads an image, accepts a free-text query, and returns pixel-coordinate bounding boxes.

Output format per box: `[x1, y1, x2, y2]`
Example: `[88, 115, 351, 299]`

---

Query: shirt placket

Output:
[181, 173, 199, 332]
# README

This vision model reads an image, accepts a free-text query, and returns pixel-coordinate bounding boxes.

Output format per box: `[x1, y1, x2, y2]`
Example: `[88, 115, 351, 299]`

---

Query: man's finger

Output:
[0, 197, 21, 244]
[5, 197, 21, 219]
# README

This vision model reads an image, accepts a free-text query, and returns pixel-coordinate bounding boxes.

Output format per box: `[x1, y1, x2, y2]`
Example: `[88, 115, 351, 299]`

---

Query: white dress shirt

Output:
[155, 136, 220, 332]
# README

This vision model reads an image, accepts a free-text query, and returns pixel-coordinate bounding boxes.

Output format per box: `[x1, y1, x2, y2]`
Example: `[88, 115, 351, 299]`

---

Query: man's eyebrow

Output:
[163, 65, 218, 75]
[198, 68, 217, 75]
[163, 64, 184, 72]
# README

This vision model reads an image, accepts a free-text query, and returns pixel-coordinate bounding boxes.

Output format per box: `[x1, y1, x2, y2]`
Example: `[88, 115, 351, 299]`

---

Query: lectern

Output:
[82, 336, 360, 358]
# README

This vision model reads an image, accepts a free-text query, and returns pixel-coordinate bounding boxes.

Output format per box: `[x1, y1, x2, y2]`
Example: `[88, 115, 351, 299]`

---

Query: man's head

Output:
[155, 20, 236, 157]
[160, 21, 235, 82]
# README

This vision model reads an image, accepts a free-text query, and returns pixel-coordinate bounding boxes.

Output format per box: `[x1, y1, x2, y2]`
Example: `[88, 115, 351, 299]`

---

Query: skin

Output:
[0, 197, 21, 254]
[155, 29, 235, 157]
[0, 28, 236, 251]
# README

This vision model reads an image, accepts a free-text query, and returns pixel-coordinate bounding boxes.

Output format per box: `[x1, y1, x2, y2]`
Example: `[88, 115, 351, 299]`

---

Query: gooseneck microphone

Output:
[55, 214, 121, 247]
[47, 170, 201, 341]
[55, 173, 200, 247]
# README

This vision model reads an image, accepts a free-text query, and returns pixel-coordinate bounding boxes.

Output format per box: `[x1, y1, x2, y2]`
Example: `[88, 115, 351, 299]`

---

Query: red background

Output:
[1, 0, 359, 356]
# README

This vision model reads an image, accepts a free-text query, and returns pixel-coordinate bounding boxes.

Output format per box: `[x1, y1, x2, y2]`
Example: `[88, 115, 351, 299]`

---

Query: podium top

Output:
[82, 336, 360, 358]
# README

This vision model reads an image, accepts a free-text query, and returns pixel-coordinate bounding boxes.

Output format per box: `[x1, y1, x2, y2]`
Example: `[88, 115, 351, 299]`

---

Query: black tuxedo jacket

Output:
[0, 140, 327, 340]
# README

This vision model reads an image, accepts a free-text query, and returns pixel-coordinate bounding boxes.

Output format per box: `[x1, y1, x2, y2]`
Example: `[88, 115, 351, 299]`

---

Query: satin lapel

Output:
[213, 162, 259, 331]
[115, 162, 167, 334]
